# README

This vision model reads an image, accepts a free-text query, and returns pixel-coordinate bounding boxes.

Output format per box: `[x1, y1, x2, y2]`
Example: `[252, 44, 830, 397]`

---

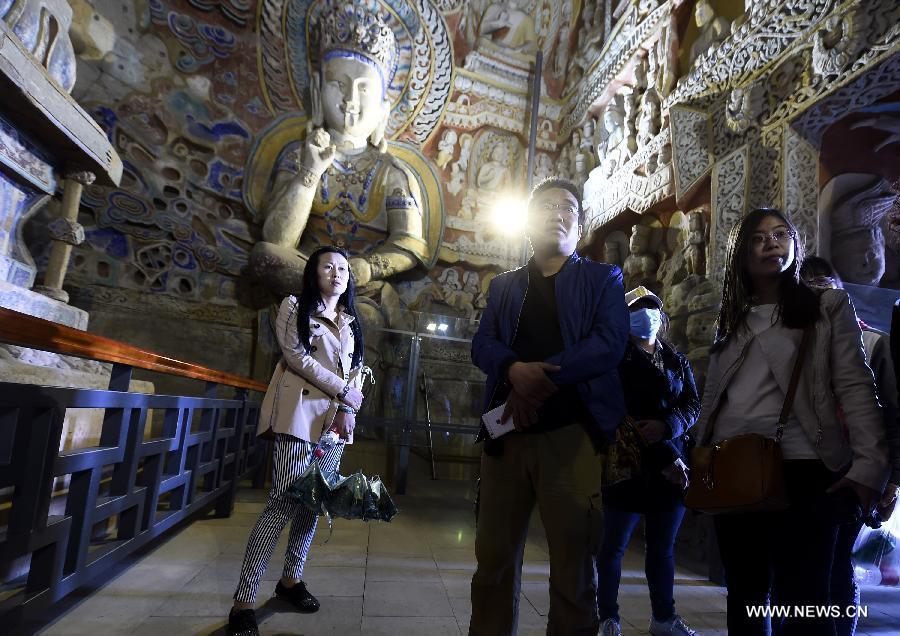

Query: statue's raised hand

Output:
[301, 127, 336, 177]
[349, 257, 372, 286]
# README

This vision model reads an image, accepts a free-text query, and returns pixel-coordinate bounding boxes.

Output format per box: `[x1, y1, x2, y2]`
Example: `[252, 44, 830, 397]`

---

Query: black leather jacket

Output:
[603, 339, 700, 511]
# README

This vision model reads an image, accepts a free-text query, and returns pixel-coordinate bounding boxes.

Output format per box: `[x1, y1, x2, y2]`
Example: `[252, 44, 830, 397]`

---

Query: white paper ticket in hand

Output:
[482, 402, 515, 439]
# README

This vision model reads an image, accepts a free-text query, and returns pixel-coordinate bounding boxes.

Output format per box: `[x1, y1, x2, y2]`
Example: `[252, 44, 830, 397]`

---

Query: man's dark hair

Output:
[530, 177, 585, 225]
[799, 255, 843, 288]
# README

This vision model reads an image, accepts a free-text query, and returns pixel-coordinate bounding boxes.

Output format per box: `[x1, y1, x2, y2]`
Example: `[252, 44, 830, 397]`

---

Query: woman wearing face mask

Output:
[228, 246, 366, 636]
[597, 286, 700, 636]
[695, 209, 888, 635]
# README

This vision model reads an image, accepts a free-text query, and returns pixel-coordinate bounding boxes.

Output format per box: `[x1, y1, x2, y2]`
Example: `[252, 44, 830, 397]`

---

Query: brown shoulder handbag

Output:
[684, 327, 812, 515]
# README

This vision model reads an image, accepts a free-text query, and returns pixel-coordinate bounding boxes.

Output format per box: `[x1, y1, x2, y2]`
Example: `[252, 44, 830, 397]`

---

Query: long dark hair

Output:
[295, 246, 364, 369]
[713, 208, 819, 350]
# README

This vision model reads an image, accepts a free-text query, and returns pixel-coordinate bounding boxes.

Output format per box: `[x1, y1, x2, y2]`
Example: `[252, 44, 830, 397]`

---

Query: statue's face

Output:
[635, 60, 647, 82]
[604, 108, 621, 133]
[695, 0, 713, 26]
[687, 314, 712, 341]
[491, 144, 509, 162]
[604, 241, 620, 263]
[320, 55, 389, 139]
[689, 211, 703, 230]
[630, 229, 647, 252]
[831, 228, 886, 286]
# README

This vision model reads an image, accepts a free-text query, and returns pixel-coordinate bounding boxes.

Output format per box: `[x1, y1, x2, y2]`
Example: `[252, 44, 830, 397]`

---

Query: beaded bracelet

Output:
[336, 404, 356, 415]
[296, 164, 319, 189]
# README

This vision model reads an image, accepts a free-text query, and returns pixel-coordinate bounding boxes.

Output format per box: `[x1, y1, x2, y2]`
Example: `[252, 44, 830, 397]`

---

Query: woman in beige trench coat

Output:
[228, 247, 366, 636]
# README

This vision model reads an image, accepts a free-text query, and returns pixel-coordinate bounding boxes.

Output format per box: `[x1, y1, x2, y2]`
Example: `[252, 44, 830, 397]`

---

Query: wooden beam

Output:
[0, 307, 266, 391]
[0, 23, 122, 187]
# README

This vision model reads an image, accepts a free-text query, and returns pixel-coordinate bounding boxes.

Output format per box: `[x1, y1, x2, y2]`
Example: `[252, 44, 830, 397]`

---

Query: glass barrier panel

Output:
[354, 309, 486, 484]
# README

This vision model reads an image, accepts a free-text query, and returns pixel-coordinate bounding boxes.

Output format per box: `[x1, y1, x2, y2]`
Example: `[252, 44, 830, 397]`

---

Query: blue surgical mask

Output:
[629, 308, 662, 339]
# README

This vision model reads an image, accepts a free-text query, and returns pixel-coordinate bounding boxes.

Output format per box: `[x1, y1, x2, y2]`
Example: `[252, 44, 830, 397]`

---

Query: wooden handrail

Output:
[0, 307, 267, 392]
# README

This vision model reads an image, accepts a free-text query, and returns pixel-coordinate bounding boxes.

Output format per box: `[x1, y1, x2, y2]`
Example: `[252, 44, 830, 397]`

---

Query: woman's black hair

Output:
[799, 255, 844, 288]
[295, 246, 364, 369]
[712, 208, 819, 351]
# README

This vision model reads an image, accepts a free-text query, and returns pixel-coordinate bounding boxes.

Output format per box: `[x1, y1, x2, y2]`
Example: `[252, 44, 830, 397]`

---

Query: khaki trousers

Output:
[468, 423, 605, 636]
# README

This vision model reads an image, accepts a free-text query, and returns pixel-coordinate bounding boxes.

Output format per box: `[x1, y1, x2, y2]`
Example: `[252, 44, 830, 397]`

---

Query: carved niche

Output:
[669, 105, 712, 201]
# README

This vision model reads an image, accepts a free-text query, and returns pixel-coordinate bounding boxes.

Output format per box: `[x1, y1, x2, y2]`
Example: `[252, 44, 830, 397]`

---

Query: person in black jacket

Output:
[597, 286, 700, 636]
[894, 299, 899, 396]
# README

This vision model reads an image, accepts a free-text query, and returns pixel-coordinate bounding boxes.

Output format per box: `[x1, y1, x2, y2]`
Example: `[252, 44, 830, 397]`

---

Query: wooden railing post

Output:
[34, 171, 95, 304]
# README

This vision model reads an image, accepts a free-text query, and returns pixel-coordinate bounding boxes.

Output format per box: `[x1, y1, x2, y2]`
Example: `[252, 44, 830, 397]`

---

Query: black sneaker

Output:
[227, 608, 259, 636]
[275, 580, 320, 613]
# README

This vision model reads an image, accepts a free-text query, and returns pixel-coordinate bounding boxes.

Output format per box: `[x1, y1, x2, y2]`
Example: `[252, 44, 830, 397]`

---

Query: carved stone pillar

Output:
[782, 124, 820, 255]
[747, 126, 785, 211]
[34, 171, 95, 304]
[709, 145, 749, 286]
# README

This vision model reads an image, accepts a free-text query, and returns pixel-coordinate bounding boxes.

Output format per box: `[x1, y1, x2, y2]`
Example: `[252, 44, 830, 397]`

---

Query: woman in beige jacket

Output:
[694, 208, 888, 635]
[229, 247, 366, 636]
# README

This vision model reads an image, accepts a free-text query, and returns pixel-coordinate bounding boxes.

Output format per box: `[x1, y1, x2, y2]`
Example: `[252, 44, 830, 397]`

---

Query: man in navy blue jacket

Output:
[468, 178, 628, 636]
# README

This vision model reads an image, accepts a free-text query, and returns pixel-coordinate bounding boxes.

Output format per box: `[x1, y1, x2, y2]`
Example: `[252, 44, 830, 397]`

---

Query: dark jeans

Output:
[714, 460, 840, 636]
[830, 519, 864, 636]
[596, 503, 686, 623]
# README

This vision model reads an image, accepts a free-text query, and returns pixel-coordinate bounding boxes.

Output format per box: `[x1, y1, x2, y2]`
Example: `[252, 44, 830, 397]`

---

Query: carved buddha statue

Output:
[248, 3, 432, 320]
[828, 174, 895, 287]
[689, 0, 731, 70]
[477, 0, 538, 52]
[684, 207, 707, 277]
[623, 224, 658, 290]
[636, 88, 661, 148]
[599, 98, 626, 177]
[476, 142, 514, 193]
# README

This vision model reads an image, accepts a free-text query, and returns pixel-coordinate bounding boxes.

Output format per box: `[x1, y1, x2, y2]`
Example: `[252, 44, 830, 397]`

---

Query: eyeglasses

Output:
[530, 201, 579, 216]
[749, 229, 795, 247]
[805, 275, 839, 290]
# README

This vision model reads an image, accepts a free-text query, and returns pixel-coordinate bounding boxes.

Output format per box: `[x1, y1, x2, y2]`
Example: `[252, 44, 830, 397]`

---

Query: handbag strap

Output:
[702, 325, 812, 445]
[774, 326, 812, 442]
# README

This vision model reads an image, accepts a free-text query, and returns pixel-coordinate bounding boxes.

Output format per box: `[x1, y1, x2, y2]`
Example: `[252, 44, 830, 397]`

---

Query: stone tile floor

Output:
[33, 449, 900, 635]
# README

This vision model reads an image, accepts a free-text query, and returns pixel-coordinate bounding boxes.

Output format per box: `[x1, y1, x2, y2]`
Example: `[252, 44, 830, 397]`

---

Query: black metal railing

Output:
[0, 308, 266, 625]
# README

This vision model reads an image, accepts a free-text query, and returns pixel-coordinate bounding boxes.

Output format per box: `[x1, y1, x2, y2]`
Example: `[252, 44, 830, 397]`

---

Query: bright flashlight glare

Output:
[437, 323, 449, 332]
[490, 195, 529, 235]
[426, 322, 437, 331]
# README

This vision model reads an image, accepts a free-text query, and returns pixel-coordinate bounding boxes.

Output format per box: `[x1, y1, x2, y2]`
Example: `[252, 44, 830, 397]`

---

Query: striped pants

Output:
[233, 433, 344, 604]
